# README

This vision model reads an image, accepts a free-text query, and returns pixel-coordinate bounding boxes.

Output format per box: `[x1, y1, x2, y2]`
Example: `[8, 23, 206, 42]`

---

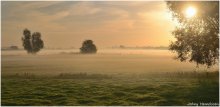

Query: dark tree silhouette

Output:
[22, 29, 32, 53]
[32, 32, 44, 53]
[22, 29, 44, 54]
[167, 1, 219, 67]
[80, 40, 97, 54]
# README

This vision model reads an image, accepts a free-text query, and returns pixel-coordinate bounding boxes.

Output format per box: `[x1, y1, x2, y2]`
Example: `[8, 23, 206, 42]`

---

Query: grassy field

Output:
[1, 53, 219, 106]
[2, 72, 219, 106]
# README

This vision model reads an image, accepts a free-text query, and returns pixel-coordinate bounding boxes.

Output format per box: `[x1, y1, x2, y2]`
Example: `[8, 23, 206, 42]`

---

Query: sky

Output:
[1, 1, 176, 49]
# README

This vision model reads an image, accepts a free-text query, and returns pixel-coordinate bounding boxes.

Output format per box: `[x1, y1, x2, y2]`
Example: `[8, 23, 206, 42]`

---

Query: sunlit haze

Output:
[2, 1, 176, 48]
[185, 6, 197, 18]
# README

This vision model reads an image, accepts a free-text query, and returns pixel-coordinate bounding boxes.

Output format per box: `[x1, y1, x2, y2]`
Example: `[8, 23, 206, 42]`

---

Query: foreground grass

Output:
[1, 72, 219, 106]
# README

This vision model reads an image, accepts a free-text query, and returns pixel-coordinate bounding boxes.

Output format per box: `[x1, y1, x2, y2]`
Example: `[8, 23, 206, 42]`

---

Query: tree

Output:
[32, 32, 44, 53]
[80, 40, 97, 54]
[22, 29, 32, 53]
[22, 29, 44, 54]
[167, 1, 219, 67]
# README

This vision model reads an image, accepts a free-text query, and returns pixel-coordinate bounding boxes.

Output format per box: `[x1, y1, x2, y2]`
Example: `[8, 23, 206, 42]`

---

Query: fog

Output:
[2, 49, 171, 55]
[2, 49, 218, 76]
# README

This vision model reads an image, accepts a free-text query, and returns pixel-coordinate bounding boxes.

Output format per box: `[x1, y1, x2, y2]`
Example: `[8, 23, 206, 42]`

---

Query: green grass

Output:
[1, 72, 219, 106]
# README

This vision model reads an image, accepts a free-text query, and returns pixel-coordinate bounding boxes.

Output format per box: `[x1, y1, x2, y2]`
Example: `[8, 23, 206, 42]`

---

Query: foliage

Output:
[22, 29, 44, 54]
[80, 40, 97, 54]
[167, 1, 219, 67]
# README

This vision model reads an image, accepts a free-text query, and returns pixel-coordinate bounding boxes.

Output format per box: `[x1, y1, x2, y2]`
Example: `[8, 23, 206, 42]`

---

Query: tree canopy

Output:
[167, 1, 219, 67]
[80, 40, 97, 54]
[22, 29, 44, 54]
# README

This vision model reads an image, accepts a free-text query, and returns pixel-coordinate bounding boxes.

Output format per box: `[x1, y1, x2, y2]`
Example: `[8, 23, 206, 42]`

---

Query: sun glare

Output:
[185, 6, 197, 18]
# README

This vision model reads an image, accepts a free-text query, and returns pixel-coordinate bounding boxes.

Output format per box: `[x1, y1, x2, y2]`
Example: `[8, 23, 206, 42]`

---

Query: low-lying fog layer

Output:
[2, 49, 218, 75]
[2, 49, 171, 55]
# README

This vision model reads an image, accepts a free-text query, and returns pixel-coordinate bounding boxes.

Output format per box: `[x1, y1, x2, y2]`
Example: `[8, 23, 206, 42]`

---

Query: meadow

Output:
[1, 49, 219, 106]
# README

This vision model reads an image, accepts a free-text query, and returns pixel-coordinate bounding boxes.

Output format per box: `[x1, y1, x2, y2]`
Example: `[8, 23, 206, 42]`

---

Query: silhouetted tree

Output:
[167, 1, 219, 67]
[22, 29, 32, 53]
[80, 40, 97, 54]
[22, 29, 44, 54]
[32, 32, 44, 53]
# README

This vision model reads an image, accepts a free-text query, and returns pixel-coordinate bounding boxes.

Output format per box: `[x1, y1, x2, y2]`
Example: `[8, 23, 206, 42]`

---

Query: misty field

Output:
[1, 50, 219, 106]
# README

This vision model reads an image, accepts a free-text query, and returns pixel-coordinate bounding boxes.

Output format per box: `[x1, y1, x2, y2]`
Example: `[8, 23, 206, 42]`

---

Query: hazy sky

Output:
[2, 1, 176, 48]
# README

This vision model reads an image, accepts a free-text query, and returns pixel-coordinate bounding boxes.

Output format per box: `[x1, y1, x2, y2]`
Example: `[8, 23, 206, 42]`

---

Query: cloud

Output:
[2, 1, 175, 48]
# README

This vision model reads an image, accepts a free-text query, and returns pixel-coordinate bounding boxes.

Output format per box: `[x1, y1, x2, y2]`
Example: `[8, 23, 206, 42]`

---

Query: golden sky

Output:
[2, 1, 176, 48]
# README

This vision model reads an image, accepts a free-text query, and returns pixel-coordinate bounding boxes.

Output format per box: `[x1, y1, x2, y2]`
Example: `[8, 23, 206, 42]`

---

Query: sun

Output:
[185, 6, 197, 18]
